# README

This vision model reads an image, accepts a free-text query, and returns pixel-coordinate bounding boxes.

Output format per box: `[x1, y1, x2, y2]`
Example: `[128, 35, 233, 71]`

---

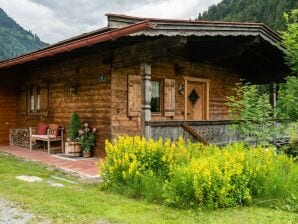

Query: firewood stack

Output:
[9, 128, 30, 148]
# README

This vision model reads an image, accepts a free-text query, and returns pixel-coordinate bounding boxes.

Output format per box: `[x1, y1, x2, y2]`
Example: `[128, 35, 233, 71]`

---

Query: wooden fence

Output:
[146, 120, 240, 145]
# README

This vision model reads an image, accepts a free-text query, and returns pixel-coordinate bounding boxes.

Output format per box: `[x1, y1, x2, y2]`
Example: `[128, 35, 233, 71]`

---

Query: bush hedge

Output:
[102, 136, 297, 210]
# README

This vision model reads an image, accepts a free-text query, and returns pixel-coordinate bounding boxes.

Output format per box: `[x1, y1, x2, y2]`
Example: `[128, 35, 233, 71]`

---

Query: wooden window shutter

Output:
[39, 84, 49, 117]
[164, 79, 175, 117]
[128, 75, 142, 117]
[20, 86, 27, 116]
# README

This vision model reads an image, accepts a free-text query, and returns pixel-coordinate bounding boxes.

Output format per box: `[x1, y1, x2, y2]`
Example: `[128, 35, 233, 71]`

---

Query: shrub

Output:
[282, 122, 298, 157]
[101, 136, 297, 210]
[68, 112, 80, 141]
[102, 136, 190, 185]
[78, 123, 96, 152]
[226, 83, 275, 146]
[277, 76, 298, 121]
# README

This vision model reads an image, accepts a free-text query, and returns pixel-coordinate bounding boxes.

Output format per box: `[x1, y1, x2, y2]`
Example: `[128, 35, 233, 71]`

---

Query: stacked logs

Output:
[9, 128, 30, 148]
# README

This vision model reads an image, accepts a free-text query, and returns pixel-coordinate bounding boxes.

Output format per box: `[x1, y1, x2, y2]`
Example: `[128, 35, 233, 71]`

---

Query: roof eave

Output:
[0, 20, 155, 69]
[107, 13, 283, 50]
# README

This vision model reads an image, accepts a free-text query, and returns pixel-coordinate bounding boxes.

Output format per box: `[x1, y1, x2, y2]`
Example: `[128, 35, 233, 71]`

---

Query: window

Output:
[28, 86, 40, 113]
[150, 80, 161, 113]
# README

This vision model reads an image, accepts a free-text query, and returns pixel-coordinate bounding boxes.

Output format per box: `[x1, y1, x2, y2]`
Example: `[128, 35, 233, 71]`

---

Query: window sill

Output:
[151, 113, 162, 116]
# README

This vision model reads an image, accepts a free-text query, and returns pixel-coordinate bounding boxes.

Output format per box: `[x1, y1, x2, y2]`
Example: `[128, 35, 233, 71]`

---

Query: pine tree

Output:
[198, 0, 298, 31]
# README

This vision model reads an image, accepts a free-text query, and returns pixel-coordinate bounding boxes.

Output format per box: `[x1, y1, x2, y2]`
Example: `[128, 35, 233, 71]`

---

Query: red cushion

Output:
[49, 123, 61, 137]
[37, 123, 48, 135]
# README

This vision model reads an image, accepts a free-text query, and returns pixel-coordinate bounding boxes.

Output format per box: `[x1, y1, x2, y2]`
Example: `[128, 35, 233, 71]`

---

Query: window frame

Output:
[27, 85, 41, 115]
[150, 79, 163, 115]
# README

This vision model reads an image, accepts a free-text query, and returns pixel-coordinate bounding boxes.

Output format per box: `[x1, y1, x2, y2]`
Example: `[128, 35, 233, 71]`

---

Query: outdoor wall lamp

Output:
[98, 74, 106, 83]
[175, 64, 184, 76]
[178, 83, 184, 95]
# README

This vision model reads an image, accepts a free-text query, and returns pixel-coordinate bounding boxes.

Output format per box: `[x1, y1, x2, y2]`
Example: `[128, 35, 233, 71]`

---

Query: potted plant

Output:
[78, 123, 96, 158]
[65, 112, 81, 157]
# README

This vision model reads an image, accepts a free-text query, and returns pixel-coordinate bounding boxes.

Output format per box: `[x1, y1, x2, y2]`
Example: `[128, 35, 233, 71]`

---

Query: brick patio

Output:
[0, 146, 100, 179]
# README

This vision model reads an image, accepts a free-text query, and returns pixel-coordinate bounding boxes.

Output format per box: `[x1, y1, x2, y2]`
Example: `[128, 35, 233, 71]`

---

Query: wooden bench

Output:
[29, 125, 64, 154]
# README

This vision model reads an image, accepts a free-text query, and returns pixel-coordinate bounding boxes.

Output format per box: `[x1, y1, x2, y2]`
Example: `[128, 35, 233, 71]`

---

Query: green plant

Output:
[282, 9, 298, 74]
[226, 83, 275, 146]
[282, 122, 298, 157]
[1, 153, 297, 223]
[68, 112, 80, 141]
[78, 123, 96, 152]
[102, 136, 297, 210]
[277, 76, 298, 121]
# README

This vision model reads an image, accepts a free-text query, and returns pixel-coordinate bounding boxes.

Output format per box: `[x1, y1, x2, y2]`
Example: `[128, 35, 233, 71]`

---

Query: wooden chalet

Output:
[0, 14, 288, 157]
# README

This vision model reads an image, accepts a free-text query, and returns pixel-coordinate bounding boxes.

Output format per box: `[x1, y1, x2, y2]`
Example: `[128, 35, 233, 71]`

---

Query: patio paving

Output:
[0, 146, 100, 179]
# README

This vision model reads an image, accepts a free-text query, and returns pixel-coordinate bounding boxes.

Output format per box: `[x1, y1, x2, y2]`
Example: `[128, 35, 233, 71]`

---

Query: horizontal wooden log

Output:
[146, 120, 233, 127]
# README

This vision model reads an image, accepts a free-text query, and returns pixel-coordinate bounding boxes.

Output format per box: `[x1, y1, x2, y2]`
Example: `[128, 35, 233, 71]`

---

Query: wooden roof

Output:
[0, 13, 285, 72]
[106, 14, 283, 50]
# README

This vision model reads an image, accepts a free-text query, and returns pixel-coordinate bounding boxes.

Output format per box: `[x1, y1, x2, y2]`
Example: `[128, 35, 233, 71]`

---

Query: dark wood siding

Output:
[0, 82, 17, 145]
[15, 52, 112, 157]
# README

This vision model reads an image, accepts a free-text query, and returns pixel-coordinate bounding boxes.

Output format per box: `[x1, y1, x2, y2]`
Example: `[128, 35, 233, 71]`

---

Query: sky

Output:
[0, 0, 222, 44]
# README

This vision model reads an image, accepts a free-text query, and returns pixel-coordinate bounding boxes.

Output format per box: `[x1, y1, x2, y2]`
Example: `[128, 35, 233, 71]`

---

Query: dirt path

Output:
[0, 198, 51, 224]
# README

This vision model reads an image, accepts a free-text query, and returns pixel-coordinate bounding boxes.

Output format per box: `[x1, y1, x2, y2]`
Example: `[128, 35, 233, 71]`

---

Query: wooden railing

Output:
[146, 120, 240, 145]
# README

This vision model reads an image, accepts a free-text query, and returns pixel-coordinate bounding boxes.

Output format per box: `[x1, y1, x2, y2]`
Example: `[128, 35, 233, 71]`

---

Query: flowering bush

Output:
[102, 136, 190, 183]
[101, 136, 297, 209]
[78, 123, 96, 152]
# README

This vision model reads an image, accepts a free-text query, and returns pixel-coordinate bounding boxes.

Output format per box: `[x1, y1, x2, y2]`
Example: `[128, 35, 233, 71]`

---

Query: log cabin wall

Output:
[0, 77, 18, 145]
[1, 41, 241, 154]
[111, 66, 142, 138]
[15, 51, 112, 157]
[110, 59, 241, 139]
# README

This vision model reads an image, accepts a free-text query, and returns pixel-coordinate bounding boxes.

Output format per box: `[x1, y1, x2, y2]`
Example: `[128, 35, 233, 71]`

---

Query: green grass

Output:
[0, 152, 297, 224]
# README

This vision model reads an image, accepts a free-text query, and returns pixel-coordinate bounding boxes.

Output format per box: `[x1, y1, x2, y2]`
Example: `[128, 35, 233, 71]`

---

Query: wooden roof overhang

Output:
[106, 14, 289, 84]
[0, 14, 289, 84]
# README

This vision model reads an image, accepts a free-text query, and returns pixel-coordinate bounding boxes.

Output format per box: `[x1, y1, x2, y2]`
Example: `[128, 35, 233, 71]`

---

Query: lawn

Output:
[0, 152, 296, 224]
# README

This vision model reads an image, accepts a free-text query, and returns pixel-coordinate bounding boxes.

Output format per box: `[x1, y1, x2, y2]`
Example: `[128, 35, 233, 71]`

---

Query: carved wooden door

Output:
[186, 81, 206, 120]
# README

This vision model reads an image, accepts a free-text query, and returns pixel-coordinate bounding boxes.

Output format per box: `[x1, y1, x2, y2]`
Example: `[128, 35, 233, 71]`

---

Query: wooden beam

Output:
[141, 63, 152, 139]
[182, 123, 208, 145]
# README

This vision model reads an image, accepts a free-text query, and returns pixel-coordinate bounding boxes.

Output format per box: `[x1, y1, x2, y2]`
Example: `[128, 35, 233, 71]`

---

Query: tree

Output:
[198, 0, 298, 31]
[277, 76, 298, 121]
[227, 83, 275, 146]
[278, 9, 298, 121]
[227, 9, 298, 150]
[282, 9, 298, 74]
[280, 10, 298, 155]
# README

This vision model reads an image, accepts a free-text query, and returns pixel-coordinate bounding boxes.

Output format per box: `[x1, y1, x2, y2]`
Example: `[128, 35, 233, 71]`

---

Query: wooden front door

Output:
[185, 77, 209, 120]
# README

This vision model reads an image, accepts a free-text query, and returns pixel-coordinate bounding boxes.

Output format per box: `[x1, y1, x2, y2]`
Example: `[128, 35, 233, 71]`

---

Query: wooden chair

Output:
[29, 126, 64, 154]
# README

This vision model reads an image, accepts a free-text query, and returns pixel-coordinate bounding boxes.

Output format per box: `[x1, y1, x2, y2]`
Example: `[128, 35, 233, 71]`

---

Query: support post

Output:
[270, 82, 277, 146]
[270, 82, 277, 108]
[141, 63, 152, 138]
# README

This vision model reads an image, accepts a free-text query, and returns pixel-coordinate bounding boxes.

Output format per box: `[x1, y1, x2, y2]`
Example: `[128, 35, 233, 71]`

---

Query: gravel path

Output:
[0, 198, 33, 224]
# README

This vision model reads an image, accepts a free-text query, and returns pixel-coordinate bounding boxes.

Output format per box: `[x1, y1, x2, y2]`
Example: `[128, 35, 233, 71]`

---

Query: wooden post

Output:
[270, 82, 277, 108]
[141, 63, 152, 138]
